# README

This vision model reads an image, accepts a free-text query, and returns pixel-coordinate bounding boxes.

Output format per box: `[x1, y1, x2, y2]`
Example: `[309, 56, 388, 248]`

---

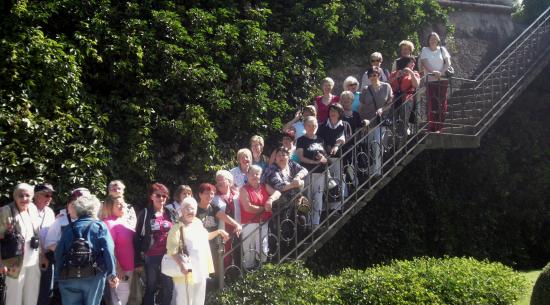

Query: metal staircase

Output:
[217, 6, 550, 287]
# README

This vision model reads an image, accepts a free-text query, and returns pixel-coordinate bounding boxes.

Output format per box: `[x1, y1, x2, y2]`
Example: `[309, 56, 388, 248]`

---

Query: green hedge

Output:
[211, 257, 527, 305]
[531, 262, 550, 305]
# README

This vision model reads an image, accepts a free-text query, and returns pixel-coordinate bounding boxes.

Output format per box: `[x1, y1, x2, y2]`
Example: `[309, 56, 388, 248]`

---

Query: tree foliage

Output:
[0, 0, 446, 205]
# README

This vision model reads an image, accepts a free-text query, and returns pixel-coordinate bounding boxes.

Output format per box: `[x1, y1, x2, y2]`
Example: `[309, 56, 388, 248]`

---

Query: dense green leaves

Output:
[0, 0, 447, 205]
[212, 258, 527, 305]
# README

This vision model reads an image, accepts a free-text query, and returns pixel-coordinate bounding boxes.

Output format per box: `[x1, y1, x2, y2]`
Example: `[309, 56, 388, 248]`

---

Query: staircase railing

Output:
[441, 6, 550, 135]
[216, 6, 550, 289]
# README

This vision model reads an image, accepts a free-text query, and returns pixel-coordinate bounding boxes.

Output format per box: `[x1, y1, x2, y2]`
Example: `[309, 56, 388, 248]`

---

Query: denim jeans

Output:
[58, 274, 106, 305]
[143, 255, 174, 305]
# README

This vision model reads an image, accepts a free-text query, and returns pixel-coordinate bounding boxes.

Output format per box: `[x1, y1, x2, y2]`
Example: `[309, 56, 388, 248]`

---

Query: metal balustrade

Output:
[215, 6, 550, 288]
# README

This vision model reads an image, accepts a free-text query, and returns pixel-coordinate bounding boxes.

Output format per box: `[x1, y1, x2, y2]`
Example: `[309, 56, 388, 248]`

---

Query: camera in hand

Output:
[30, 236, 40, 250]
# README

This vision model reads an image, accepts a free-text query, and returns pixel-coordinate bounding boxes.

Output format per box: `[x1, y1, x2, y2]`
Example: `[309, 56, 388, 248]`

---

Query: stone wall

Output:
[327, 0, 518, 94]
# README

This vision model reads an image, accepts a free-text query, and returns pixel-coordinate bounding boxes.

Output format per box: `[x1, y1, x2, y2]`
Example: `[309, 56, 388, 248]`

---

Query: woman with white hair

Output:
[342, 76, 361, 112]
[0, 183, 41, 305]
[314, 77, 340, 124]
[55, 194, 118, 305]
[230, 148, 252, 188]
[166, 197, 222, 305]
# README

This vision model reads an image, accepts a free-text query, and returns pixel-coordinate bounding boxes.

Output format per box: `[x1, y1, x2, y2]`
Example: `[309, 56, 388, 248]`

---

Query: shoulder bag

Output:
[440, 46, 454, 78]
[161, 225, 192, 277]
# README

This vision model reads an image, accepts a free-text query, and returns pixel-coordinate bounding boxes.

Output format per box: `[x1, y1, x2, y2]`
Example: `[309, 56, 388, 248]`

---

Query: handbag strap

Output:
[440, 46, 450, 66]
[179, 225, 187, 255]
[367, 86, 380, 110]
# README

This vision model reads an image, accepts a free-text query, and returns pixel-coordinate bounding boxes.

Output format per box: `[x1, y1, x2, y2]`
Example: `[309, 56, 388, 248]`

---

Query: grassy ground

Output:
[517, 270, 542, 305]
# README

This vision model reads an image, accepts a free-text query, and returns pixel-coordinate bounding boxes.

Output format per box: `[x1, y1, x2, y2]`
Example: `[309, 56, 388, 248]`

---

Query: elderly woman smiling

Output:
[0, 183, 41, 305]
[166, 197, 219, 305]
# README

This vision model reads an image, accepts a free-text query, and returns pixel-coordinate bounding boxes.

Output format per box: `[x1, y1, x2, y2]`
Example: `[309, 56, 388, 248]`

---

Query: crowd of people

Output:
[0, 33, 452, 305]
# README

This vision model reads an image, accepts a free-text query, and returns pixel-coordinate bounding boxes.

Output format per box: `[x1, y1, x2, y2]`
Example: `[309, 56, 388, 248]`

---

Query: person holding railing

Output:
[419, 32, 452, 132]
[314, 77, 340, 124]
[263, 146, 308, 204]
[389, 56, 420, 149]
[359, 66, 394, 177]
[239, 165, 281, 270]
[296, 116, 329, 229]
[196, 183, 240, 288]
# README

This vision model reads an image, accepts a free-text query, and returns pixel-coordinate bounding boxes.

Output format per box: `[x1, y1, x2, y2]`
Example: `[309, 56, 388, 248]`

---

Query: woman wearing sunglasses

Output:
[134, 183, 177, 305]
[360, 52, 390, 89]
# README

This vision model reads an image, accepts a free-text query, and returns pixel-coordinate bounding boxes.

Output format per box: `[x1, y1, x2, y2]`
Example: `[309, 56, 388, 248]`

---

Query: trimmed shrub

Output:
[211, 257, 527, 305]
[531, 262, 550, 305]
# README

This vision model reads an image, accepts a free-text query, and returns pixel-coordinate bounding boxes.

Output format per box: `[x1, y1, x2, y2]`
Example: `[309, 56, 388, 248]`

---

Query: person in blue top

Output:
[54, 193, 118, 305]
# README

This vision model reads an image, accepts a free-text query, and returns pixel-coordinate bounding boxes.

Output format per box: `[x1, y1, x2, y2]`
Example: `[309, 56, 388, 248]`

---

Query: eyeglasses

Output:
[368, 74, 380, 78]
[42, 194, 53, 198]
[371, 59, 381, 63]
[153, 193, 167, 199]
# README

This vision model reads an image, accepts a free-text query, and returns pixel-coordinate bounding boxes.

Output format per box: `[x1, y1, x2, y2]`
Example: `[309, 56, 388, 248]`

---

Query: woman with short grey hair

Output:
[55, 194, 118, 305]
[0, 183, 41, 305]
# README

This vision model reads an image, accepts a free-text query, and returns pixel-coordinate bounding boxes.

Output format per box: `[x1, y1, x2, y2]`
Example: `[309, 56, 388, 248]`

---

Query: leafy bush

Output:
[530, 262, 550, 305]
[211, 257, 527, 305]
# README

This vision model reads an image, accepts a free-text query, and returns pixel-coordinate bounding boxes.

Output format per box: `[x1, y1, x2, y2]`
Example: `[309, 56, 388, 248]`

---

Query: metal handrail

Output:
[216, 7, 550, 288]
[474, 5, 550, 81]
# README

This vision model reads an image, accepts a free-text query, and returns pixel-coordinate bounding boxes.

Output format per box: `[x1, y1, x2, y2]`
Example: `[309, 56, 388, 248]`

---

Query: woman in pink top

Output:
[102, 195, 136, 305]
[239, 165, 280, 270]
[314, 77, 340, 124]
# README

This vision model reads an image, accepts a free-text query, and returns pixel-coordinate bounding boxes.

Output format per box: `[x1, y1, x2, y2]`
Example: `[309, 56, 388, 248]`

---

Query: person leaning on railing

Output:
[239, 165, 281, 270]
[359, 66, 394, 177]
[196, 182, 240, 287]
[419, 32, 452, 132]
[262, 146, 308, 203]
[296, 116, 329, 229]
[0, 183, 42, 305]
